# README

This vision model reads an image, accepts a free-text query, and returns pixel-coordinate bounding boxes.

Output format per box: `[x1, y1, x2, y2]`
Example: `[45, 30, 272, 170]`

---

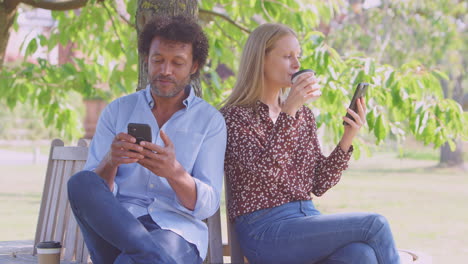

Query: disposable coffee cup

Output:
[291, 69, 321, 103]
[36, 241, 61, 264]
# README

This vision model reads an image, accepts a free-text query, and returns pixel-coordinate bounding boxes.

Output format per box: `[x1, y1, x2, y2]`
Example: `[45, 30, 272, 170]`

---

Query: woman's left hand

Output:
[339, 97, 367, 151]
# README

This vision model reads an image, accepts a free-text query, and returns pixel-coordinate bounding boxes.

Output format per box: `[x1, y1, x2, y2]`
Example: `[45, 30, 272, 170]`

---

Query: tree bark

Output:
[440, 141, 464, 168]
[438, 69, 465, 168]
[0, 0, 19, 68]
[136, 0, 201, 96]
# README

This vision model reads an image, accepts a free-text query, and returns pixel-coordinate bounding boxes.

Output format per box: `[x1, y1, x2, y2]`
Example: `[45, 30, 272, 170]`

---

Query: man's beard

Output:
[150, 75, 190, 98]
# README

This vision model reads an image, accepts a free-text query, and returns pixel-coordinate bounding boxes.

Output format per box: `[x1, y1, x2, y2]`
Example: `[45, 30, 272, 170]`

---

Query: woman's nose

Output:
[292, 56, 300, 70]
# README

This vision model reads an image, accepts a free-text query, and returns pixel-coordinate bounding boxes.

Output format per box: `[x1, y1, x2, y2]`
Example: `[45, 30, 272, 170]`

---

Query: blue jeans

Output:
[67, 170, 202, 264]
[235, 200, 400, 264]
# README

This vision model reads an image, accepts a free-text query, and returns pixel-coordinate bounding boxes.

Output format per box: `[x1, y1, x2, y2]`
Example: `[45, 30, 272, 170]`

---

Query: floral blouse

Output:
[221, 101, 353, 221]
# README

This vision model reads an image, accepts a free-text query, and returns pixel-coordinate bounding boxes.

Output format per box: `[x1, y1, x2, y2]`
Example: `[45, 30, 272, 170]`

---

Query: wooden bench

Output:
[19, 139, 431, 264]
[33, 139, 223, 264]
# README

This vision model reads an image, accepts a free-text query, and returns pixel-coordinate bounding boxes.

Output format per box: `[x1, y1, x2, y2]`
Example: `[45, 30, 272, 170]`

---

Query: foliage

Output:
[324, 0, 468, 151]
[0, 0, 466, 154]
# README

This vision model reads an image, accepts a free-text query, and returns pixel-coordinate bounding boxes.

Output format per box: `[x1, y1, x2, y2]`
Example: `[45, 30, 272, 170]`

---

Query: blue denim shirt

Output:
[84, 85, 227, 259]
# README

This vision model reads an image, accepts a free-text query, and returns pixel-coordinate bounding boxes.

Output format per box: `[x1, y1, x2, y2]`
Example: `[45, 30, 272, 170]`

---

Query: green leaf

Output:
[25, 39, 38, 58]
[374, 115, 387, 144]
[447, 139, 456, 152]
[366, 110, 376, 131]
[431, 70, 449, 81]
[385, 71, 395, 88]
[127, 0, 137, 18]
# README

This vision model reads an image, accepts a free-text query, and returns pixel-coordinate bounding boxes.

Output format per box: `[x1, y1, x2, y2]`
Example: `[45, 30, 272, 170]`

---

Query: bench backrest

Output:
[34, 139, 224, 264]
[34, 139, 90, 263]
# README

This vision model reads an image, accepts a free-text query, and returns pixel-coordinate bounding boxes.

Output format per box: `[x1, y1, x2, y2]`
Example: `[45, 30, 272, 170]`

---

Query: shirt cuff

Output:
[112, 182, 118, 196]
[174, 177, 219, 220]
[333, 144, 353, 162]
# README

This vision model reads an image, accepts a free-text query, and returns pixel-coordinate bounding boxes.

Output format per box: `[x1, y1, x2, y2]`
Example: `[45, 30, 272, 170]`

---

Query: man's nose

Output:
[160, 62, 172, 76]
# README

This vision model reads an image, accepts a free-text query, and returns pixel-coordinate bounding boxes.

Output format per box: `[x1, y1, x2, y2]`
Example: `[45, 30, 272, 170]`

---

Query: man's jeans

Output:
[235, 200, 400, 264]
[67, 170, 202, 264]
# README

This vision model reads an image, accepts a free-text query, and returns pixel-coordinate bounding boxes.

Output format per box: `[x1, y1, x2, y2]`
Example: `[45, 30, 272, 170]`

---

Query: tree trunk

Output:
[0, 1, 19, 68]
[440, 141, 464, 168]
[136, 0, 201, 96]
[438, 71, 465, 168]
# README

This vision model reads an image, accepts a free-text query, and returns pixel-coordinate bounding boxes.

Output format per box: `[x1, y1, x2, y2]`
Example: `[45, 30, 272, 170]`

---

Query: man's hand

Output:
[105, 133, 145, 168]
[138, 130, 197, 210]
[96, 133, 145, 190]
[138, 130, 184, 180]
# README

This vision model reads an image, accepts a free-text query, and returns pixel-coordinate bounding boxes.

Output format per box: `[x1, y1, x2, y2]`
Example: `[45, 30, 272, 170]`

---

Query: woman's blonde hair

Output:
[222, 23, 297, 108]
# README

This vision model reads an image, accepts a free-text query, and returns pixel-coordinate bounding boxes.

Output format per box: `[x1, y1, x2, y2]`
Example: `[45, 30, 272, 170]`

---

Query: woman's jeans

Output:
[235, 200, 400, 264]
[67, 170, 202, 264]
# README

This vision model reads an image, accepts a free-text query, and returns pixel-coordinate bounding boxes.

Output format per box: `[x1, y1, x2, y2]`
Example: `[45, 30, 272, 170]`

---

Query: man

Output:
[67, 16, 226, 264]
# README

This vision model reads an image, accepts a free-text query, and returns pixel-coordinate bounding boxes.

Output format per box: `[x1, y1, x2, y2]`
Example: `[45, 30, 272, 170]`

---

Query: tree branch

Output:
[260, 0, 274, 22]
[102, 1, 125, 53]
[199, 8, 251, 34]
[111, 0, 136, 29]
[20, 0, 87, 11]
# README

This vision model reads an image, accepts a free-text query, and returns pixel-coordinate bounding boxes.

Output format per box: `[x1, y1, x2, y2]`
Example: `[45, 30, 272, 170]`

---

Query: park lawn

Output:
[1, 152, 467, 263]
[0, 164, 45, 241]
[314, 153, 468, 264]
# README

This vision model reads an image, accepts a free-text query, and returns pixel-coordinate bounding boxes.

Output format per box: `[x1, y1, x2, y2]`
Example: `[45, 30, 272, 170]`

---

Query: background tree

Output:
[323, 0, 467, 166]
[1, 0, 467, 158]
[0, 0, 87, 68]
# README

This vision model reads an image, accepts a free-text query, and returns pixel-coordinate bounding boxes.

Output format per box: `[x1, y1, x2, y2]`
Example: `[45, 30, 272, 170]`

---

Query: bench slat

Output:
[52, 146, 88, 161]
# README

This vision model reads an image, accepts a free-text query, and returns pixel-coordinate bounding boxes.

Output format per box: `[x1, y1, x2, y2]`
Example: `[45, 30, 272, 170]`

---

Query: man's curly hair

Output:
[138, 15, 209, 80]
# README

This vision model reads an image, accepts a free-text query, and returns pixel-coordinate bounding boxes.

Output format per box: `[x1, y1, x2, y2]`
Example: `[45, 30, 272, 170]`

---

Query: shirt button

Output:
[149, 208, 154, 213]
[149, 184, 154, 189]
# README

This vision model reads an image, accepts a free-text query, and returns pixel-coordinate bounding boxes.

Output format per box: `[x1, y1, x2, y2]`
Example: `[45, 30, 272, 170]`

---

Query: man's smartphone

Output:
[127, 123, 152, 144]
[343, 82, 369, 125]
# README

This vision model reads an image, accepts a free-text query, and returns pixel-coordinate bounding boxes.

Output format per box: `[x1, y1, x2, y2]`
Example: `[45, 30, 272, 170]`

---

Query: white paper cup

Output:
[291, 69, 321, 103]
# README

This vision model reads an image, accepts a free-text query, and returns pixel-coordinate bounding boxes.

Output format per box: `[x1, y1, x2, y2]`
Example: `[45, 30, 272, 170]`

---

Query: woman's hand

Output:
[339, 97, 367, 152]
[282, 72, 320, 117]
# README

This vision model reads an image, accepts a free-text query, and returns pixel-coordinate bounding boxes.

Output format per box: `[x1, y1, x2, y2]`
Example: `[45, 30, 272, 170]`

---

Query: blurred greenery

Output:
[0, 0, 466, 152]
[0, 91, 84, 141]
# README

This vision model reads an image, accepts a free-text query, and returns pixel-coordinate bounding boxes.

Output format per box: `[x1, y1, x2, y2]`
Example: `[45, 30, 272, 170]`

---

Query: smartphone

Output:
[343, 82, 369, 125]
[127, 123, 152, 144]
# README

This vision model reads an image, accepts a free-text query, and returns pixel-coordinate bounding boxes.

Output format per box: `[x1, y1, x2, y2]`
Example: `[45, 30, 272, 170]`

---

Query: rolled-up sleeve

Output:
[83, 101, 119, 196]
[84, 102, 118, 171]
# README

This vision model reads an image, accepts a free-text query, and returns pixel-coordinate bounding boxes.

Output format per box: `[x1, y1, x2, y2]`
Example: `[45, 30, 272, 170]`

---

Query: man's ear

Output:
[190, 62, 199, 75]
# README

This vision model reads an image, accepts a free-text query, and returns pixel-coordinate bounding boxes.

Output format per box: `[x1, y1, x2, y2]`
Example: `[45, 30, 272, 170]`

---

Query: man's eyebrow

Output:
[150, 54, 188, 60]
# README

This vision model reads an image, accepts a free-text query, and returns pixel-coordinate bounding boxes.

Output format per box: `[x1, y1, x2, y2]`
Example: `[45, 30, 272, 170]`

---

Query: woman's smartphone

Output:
[127, 123, 152, 144]
[343, 83, 369, 125]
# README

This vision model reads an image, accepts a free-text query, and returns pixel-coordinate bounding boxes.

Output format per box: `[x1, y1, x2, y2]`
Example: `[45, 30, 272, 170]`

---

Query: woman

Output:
[221, 23, 400, 264]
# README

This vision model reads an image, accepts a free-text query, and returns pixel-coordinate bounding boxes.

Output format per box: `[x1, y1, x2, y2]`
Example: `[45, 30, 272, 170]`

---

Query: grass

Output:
[0, 164, 46, 241]
[314, 153, 468, 263]
[1, 149, 467, 263]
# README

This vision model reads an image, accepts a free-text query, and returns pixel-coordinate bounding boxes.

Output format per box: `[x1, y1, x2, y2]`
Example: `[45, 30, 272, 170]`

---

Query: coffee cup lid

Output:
[37, 241, 62, 249]
[291, 69, 315, 81]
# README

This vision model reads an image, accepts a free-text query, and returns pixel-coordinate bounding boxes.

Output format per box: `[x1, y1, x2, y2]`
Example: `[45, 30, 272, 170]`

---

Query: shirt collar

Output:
[144, 84, 196, 109]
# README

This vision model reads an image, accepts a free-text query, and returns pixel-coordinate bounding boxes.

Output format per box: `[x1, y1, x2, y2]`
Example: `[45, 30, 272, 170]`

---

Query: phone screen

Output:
[343, 83, 369, 125]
